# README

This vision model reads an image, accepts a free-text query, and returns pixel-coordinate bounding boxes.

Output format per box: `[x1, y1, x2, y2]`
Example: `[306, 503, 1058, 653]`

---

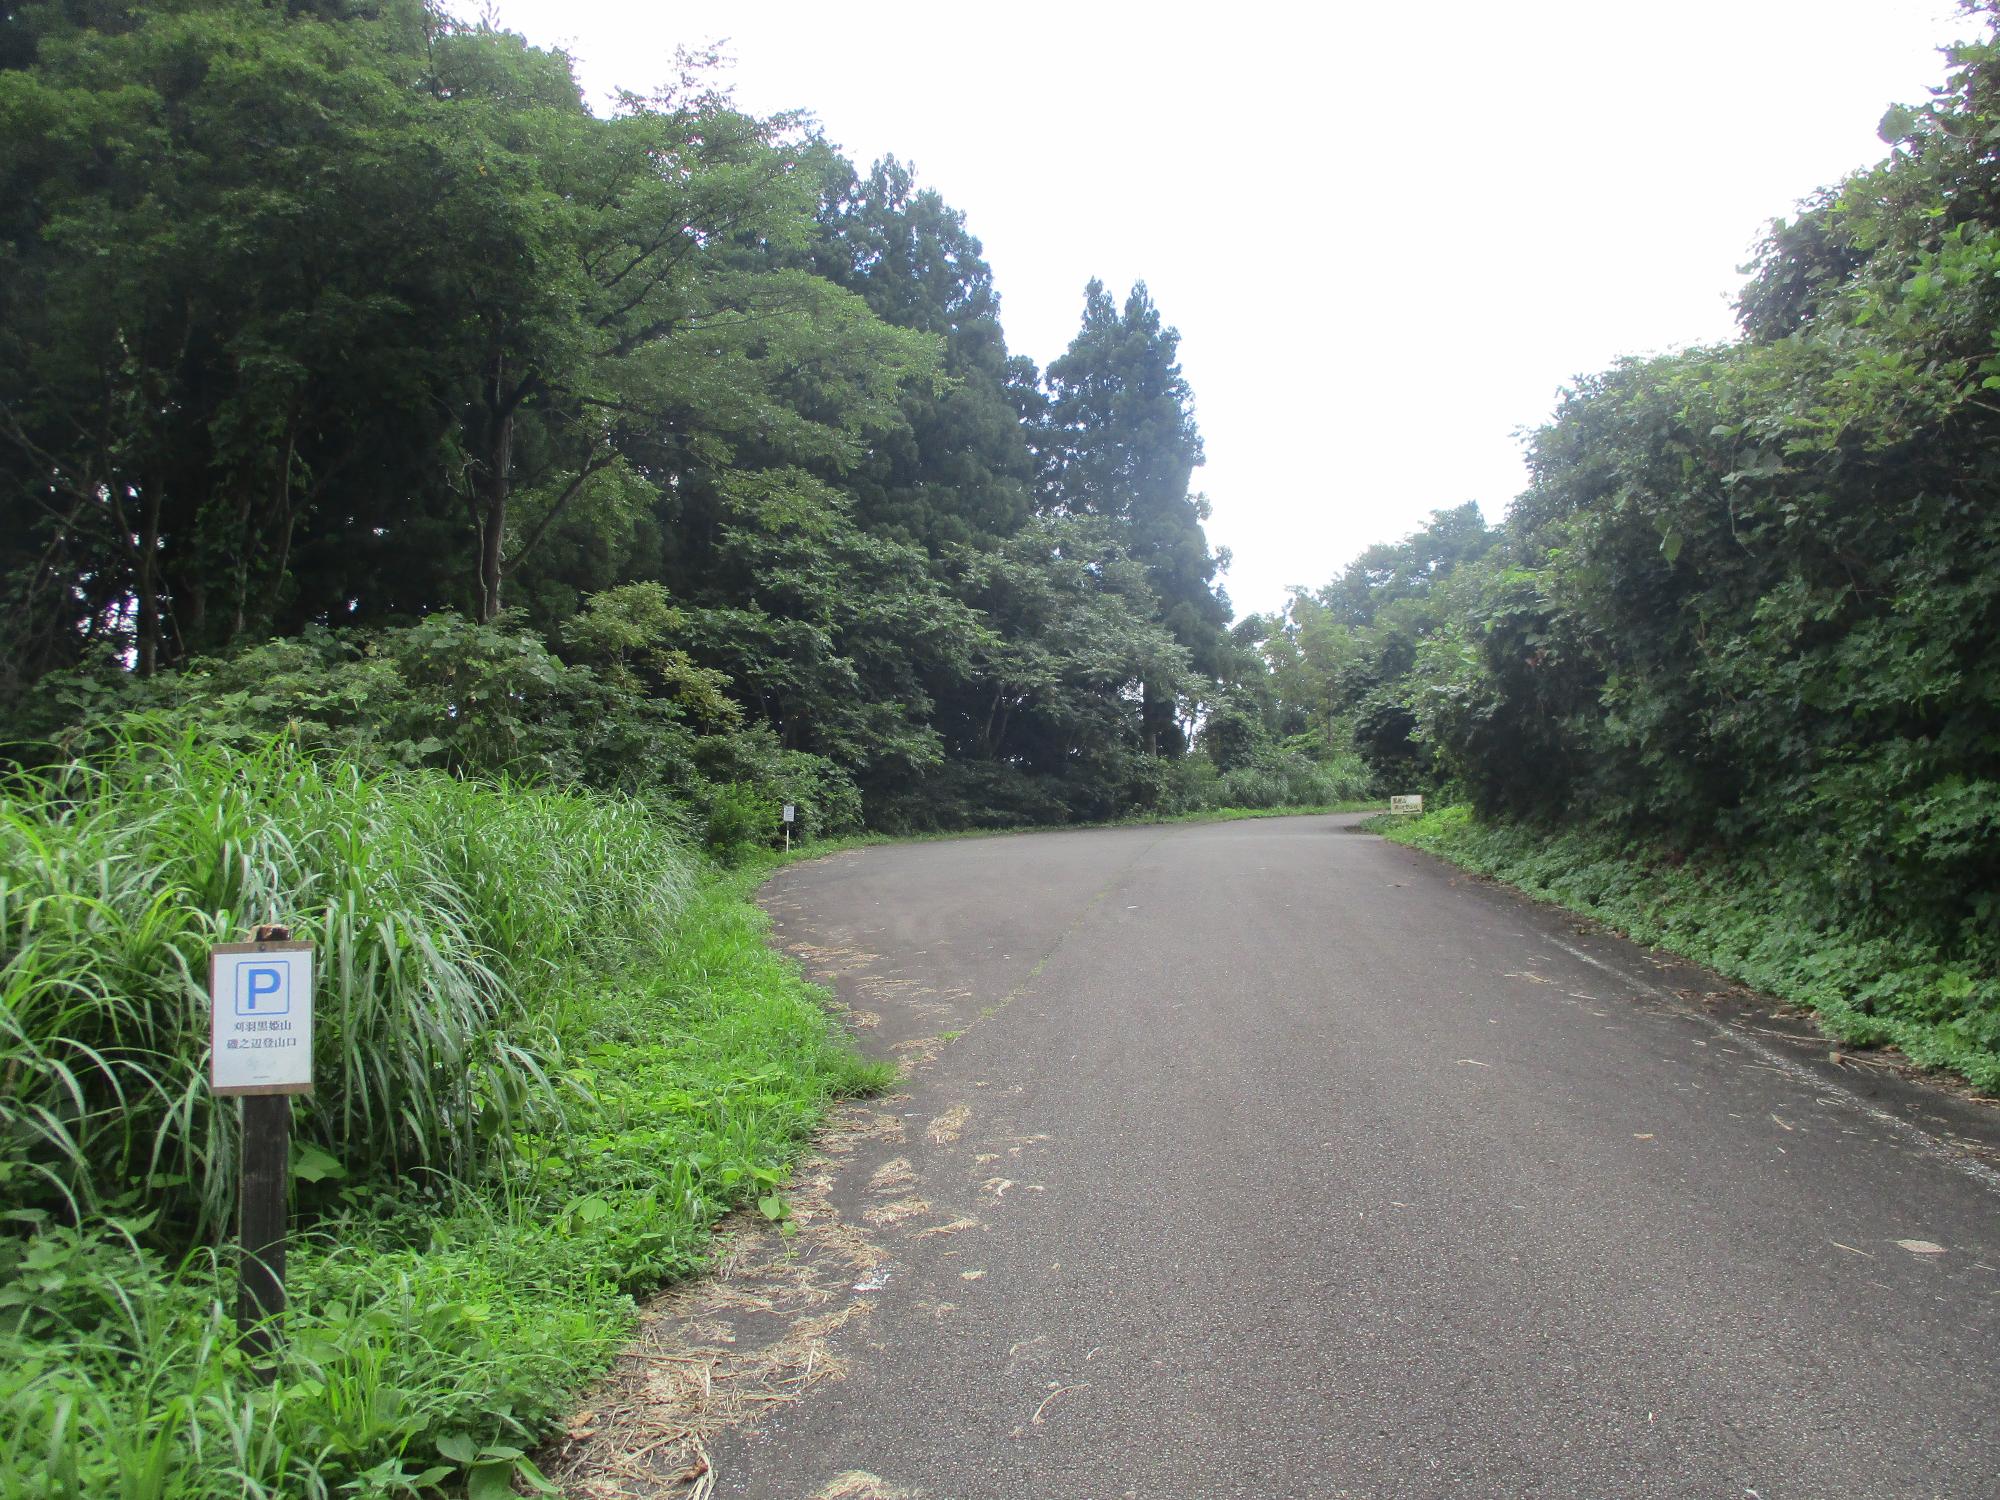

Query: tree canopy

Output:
[0, 0, 1282, 830]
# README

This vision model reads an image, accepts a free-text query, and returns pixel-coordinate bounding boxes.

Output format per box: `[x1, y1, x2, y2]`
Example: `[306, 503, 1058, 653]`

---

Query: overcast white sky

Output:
[471, 0, 1970, 617]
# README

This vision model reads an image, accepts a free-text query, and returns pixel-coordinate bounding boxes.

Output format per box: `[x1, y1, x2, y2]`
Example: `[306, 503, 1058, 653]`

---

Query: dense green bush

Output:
[1386, 806, 2000, 1088]
[8, 612, 877, 855]
[1215, 740, 1374, 810]
[1360, 28, 2000, 1048]
[0, 732, 886, 1497]
[12, 614, 705, 787]
[701, 782, 781, 865]
[690, 725, 865, 843]
[866, 759, 1078, 831]
[0, 725, 695, 1239]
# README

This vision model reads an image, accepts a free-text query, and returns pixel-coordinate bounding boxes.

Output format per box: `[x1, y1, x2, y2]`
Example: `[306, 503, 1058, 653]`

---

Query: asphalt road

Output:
[711, 814, 2000, 1499]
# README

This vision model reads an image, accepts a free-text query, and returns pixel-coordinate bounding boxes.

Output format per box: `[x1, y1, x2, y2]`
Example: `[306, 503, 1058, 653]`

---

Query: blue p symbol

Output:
[237, 964, 289, 1016]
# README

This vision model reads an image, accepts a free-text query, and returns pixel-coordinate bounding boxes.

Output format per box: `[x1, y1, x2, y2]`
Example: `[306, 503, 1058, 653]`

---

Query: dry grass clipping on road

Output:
[547, 1101, 901, 1497]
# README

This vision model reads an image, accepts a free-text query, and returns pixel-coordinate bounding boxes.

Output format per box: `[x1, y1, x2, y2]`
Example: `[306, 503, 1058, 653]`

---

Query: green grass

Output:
[1379, 805, 2000, 1092]
[0, 729, 887, 1498]
[0, 723, 702, 1240]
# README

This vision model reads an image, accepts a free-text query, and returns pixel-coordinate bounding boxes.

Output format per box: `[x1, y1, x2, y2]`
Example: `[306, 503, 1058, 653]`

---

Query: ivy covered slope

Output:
[1276, 16, 2000, 1087]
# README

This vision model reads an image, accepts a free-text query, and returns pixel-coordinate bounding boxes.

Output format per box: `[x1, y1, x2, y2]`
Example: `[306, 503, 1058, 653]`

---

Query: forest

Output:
[0, 0, 1375, 839]
[2, 1, 1998, 1494]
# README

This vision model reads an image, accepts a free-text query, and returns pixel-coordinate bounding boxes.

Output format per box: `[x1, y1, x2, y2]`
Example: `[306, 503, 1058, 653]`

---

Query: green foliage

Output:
[19, 614, 702, 794]
[0, 0, 943, 668]
[1039, 279, 1231, 754]
[0, 0, 1305, 836]
[0, 725, 695, 1239]
[1248, 505, 1501, 790]
[811, 155, 1038, 551]
[689, 726, 863, 845]
[560, 584, 739, 731]
[1215, 739, 1375, 811]
[0, 745, 885, 1496]
[10, 607, 885, 865]
[702, 783, 779, 865]
[1382, 42, 2000, 970]
[1385, 806, 2000, 1089]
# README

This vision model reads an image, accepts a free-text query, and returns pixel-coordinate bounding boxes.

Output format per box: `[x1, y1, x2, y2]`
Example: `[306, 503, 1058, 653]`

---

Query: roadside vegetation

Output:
[1276, 17, 2000, 1087]
[0, 0, 1368, 834]
[1, 726, 888, 1497]
[1380, 808, 1999, 1091]
[0, 4, 1365, 1489]
[5, 0, 1998, 1491]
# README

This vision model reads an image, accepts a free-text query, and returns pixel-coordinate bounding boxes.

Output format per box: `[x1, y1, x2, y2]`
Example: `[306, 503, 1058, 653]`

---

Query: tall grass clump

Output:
[0, 721, 696, 1240]
[1, 725, 884, 1498]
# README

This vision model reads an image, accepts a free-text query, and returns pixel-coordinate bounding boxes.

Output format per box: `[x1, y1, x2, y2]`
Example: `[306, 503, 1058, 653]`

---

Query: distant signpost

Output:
[211, 930, 313, 1367]
[782, 803, 795, 852]
[1390, 794, 1425, 815]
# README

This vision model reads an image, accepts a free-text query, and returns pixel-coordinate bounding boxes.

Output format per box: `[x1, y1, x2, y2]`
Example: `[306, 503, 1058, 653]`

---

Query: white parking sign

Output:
[210, 942, 314, 1096]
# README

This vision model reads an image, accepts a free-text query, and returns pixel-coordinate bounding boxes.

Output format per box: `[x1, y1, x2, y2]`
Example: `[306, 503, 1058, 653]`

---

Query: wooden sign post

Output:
[210, 925, 314, 1368]
[782, 803, 795, 852]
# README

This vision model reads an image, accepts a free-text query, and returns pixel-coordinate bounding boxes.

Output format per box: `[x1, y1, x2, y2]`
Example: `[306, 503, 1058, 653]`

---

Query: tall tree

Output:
[0, 0, 468, 678]
[415, 25, 939, 625]
[809, 156, 1038, 550]
[0, 0, 940, 705]
[1040, 280, 1229, 753]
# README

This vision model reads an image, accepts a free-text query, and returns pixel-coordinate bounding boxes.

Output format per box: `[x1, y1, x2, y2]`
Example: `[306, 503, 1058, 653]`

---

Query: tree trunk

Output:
[982, 684, 1005, 756]
[476, 410, 513, 623]
[1142, 679, 1166, 758]
[136, 485, 162, 676]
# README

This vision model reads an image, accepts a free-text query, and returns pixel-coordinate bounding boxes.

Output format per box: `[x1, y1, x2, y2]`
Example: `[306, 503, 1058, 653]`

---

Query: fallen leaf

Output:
[1455, 1058, 1490, 1068]
[960, 1269, 986, 1280]
[1896, 1239, 1946, 1255]
[1633, 1133, 1655, 1140]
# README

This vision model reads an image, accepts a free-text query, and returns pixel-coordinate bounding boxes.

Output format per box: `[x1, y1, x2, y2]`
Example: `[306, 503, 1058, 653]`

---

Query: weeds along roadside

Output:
[0, 724, 890, 1499]
[1377, 805, 2000, 1093]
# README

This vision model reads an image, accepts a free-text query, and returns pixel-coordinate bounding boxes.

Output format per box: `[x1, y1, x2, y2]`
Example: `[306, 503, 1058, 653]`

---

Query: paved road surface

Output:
[710, 815, 1999, 1499]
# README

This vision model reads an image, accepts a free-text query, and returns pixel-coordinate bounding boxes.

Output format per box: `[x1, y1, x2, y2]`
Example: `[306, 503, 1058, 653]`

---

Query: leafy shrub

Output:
[868, 760, 1079, 831]
[8, 615, 706, 797]
[691, 725, 863, 843]
[1213, 742, 1374, 810]
[0, 724, 695, 1239]
[1386, 807, 2000, 1090]
[702, 782, 779, 865]
[0, 740, 884, 1498]
[1158, 754, 1222, 815]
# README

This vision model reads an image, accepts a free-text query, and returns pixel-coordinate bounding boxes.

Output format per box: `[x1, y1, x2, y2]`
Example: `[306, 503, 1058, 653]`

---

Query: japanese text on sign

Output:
[211, 942, 314, 1096]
